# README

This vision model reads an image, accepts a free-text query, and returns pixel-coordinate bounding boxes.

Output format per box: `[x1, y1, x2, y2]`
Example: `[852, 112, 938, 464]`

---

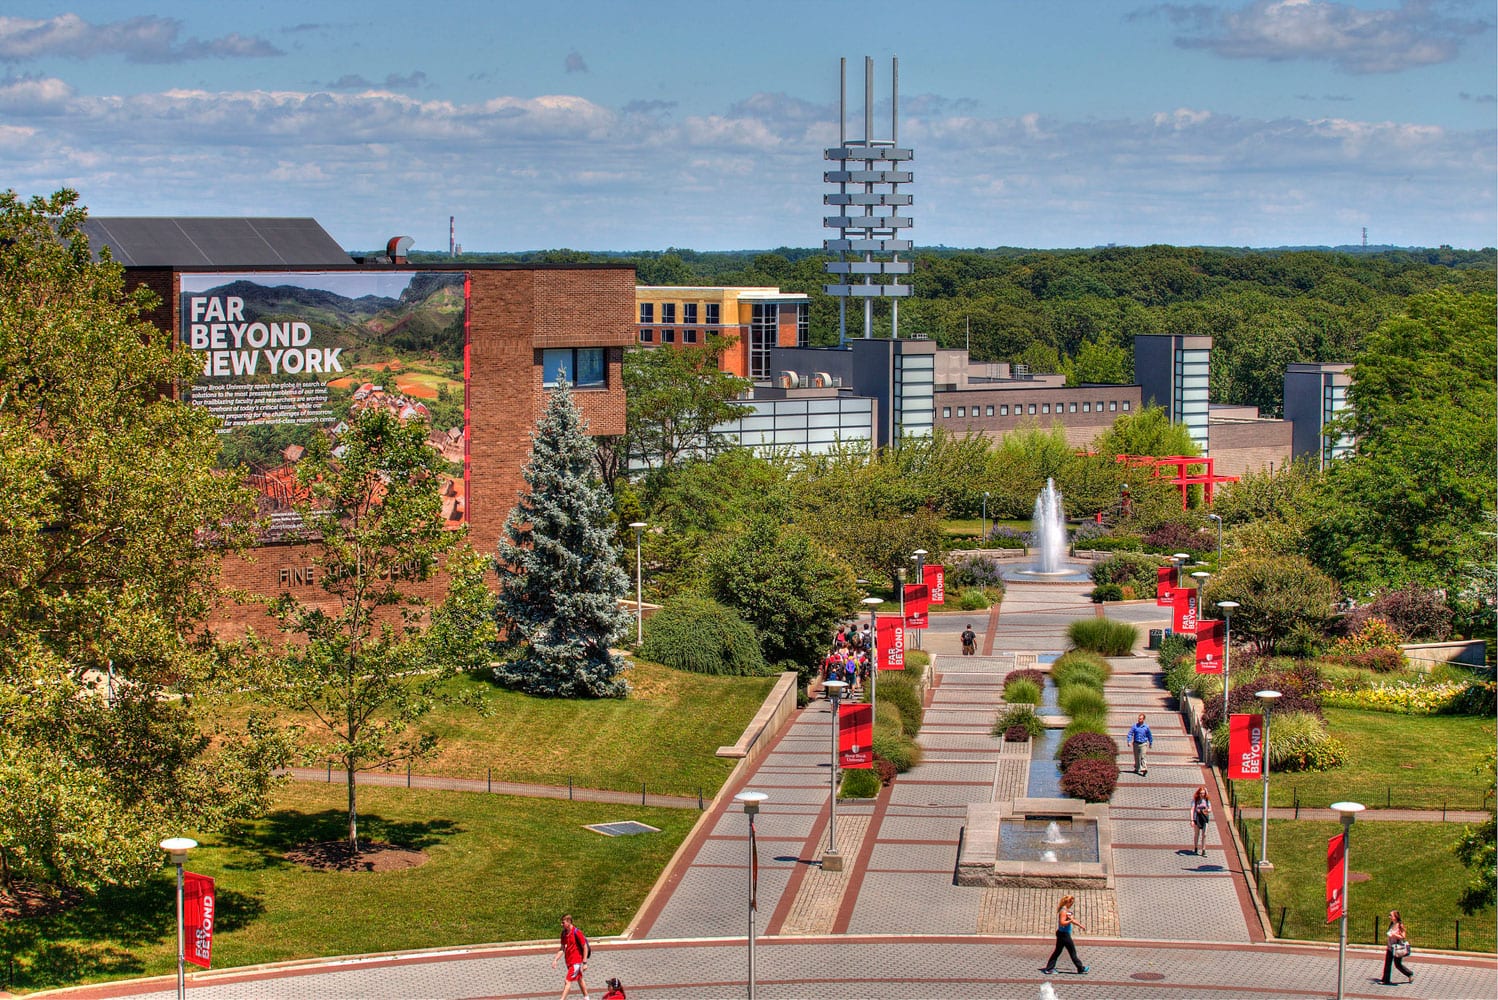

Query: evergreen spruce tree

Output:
[494, 380, 631, 697]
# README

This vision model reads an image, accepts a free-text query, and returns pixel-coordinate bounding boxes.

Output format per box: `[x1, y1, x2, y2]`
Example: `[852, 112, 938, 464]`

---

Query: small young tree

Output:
[1201, 554, 1339, 654]
[494, 380, 631, 697]
[258, 407, 497, 852]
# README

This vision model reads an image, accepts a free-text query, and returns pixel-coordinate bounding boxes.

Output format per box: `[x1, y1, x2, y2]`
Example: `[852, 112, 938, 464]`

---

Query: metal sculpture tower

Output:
[824, 57, 913, 345]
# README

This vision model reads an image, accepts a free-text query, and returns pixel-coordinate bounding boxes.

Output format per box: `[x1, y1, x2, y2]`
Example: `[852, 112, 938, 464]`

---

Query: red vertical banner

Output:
[1227, 713, 1264, 780]
[876, 614, 905, 670]
[1156, 567, 1176, 606]
[1195, 620, 1224, 673]
[839, 703, 874, 768]
[1326, 833, 1346, 923]
[903, 583, 930, 629]
[1172, 588, 1199, 633]
[748, 814, 759, 912]
[183, 872, 215, 969]
[923, 564, 945, 605]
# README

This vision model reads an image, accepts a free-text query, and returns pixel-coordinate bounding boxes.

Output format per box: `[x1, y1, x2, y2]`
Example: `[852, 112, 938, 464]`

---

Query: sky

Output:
[1, 1, 1493, 252]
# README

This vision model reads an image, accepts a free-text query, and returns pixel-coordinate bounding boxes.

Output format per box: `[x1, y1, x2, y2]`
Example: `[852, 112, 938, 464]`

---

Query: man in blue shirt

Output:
[1126, 714, 1153, 775]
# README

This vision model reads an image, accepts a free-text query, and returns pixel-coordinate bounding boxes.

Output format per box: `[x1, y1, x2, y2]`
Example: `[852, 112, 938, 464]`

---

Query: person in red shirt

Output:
[550, 914, 590, 1000]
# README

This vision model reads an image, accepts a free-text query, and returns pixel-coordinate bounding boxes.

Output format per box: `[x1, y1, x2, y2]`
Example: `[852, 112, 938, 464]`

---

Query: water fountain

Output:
[1044, 822, 1068, 845]
[999, 479, 1093, 583]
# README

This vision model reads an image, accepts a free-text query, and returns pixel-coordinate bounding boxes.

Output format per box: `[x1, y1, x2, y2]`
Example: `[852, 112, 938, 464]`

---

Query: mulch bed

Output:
[0, 882, 81, 920]
[284, 840, 428, 873]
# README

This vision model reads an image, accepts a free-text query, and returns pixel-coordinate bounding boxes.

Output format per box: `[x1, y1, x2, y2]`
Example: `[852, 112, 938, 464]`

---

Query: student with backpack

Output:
[551, 914, 591, 1000]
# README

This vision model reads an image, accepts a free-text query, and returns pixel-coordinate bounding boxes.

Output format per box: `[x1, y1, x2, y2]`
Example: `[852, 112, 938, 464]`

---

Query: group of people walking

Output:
[822, 622, 872, 695]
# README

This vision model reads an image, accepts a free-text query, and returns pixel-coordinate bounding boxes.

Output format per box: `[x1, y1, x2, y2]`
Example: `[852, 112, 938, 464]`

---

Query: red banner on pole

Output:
[1227, 713, 1264, 780]
[1156, 567, 1176, 606]
[1326, 833, 1346, 923]
[903, 583, 930, 629]
[183, 872, 215, 969]
[1172, 588, 1198, 633]
[1195, 620, 1224, 674]
[923, 564, 945, 605]
[876, 614, 905, 670]
[839, 703, 874, 768]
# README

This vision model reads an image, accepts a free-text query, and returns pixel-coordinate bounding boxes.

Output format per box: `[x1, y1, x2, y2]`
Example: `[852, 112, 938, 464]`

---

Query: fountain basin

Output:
[958, 798, 1113, 889]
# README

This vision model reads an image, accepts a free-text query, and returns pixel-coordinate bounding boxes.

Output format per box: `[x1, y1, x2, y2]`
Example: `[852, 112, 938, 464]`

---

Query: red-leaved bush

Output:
[1003, 724, 1032, 743]
[1058, 732, 1119, 769]
[1060, 757, 1120, 802]
[1006, 668, 1046, 691]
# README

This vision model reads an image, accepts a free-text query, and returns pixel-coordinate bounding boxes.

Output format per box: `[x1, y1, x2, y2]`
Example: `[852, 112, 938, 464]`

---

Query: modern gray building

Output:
[1284, 362, 1355, 468]
[1134, 334, 1212, 451]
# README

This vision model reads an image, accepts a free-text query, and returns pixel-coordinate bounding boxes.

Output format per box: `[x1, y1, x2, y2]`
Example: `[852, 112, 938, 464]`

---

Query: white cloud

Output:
[1148, 0, 1490, 74]
[0, 13, 281, 63]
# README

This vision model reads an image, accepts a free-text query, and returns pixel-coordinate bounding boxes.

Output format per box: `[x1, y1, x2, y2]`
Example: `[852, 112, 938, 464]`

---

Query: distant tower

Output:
[824, 56, 913, 345]
[450, 216, 456, 258]
[1362, 226, 1368, 248]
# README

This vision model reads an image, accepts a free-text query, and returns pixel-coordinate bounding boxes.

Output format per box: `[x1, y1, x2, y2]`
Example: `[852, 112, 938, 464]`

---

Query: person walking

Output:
[960, 624, 977, 656]
[1191, 786, 1212, 856]
[1041, 895, 1089, 975]
[550, 914, 591, 1000]
[1381, 909, 1414, 984]
[1125, 713, 1153, 775]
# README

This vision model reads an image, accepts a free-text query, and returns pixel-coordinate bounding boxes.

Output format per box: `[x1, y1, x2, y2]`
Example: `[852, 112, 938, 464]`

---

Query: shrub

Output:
[1058, 732, 1119, 769]
[1327, 649, 1406, 673]
[1141, 521, 1214, 556]
[950, 587, 996, 611]
[1060, 757, 1119, 802]
[993, 704, 1045, 739]
[840, 768, 882, 798]
[985, 526, 1029, 549]
[1333, 617, 1406, 656]
[1063, 713, 1110, 740]
[1449, 680, 1497, 716]
[1091, 583, 1124, 603]
[1004, 724, 1032, 743]
[1087, 533, 1144, 553]
[1052, 651, 1110, 686]
[640, 595, 770, 675]
[873, 755, 899, 785]
[1006, 667, 1046, 691]
[946, 553, 1009, 592]
[1349, 585, 1454, 643]
[1200, 669, 1325, 730]
[1090, 551, 1164, 591]
[1158, 633, 1196, 676]
[872, 728, 922, 772]
[1321, 679, 1494, 716]
[1058, 683, 1107, 718]
[1211, 711, 1345, 772]
[1067, 618, 1139, 656]
[1004, 678, 1042, 705]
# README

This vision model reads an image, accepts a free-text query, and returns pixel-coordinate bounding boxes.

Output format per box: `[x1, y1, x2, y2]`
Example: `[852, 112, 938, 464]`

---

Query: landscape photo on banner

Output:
[178, 271, 470, 541]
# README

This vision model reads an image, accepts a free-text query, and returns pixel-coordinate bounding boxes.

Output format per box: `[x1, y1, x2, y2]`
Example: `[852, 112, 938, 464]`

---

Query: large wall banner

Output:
[179, 272, 469, 541]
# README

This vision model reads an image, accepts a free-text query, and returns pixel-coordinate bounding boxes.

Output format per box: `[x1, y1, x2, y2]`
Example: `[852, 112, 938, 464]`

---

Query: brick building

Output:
[635, 285, 809, 380]
[86, 218, 632, 634]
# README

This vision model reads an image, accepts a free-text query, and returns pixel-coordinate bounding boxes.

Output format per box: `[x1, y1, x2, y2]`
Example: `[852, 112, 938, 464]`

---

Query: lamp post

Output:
[1207, 512, 1223, 566]
[821, 679, 848, 871]
[733, 790, 768, 1000]
[629, 522, 647, 646]
[1218, 601, 1240, 718]
[1255, 689, 1282, 872]
[911, 550, 927, 650]
[1331, 801, 1366, 1000]
[862, 596, 883, 711]
[981, 491, 990, 547]
[160, 837, 198, 1000]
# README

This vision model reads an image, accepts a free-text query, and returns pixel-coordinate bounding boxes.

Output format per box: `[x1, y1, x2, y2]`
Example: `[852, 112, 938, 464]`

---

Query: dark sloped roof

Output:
[79, 217, 352, 267]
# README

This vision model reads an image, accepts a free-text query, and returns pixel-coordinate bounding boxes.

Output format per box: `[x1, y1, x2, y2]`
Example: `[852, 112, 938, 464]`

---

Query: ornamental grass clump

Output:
[1063, 713, 1110, 741]
[1051, 650, 1112, 685]
[1004, 678, 1042, 705]
[1211, 710, 1346, 772]
[1006, 667, 1047, 691]
[1060, 757, 1119, 802]
[1058, 683, 1107, 718]
[1067, 618, 1140, 657]
[993, 704, 1045, 740]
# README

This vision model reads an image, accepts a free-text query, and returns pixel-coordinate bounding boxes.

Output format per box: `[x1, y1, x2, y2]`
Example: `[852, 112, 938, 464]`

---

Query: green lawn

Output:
[1229, 708, 1494, 811]
[235, 659, 777, 799]
[0, 782, 697, 994]
[1259, 819, 1494, 954]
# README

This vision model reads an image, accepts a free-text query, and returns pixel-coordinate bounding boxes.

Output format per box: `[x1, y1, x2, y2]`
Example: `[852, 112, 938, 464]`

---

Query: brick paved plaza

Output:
[35, 582, 1498, 1000]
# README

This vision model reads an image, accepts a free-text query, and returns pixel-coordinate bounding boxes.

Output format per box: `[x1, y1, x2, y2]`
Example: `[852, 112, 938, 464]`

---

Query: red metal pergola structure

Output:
[1116, 454, 1239, 510]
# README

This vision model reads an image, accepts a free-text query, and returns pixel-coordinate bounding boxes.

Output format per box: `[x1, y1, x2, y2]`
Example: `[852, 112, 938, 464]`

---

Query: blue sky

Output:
[2, 1, 1493, 251]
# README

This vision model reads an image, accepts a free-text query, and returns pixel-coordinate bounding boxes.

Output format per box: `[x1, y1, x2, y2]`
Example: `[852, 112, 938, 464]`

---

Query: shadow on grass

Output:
[0, 880, 264, 993]
[223, 808, 462, 871]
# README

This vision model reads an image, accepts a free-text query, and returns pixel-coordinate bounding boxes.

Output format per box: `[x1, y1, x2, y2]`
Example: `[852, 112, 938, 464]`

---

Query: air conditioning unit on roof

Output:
[778, 370, 800, 388]
[812, 371, 835, 388]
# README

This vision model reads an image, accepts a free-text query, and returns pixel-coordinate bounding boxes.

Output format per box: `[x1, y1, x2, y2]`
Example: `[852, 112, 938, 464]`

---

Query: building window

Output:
[640, 329, 653, 343]
[1082, 402, 1091, 412]
[542, 348, 605, 388]
[749, 303, 777, 380]
[639, 303, 654, 324]
[662, 329, 676, 343]
[1027, 404, 1036, 415]
[797, 303, 809, 347]
[661, 303, 676, 324]
[1096, 401, 1104, 411]
[683, 329, 698, 344]
[1000, 405, 1009, 416]
[1069, 402, 1077, 413]
[942, 407, 952, 418]
[986, 405, 994, 416]
[1042, 403, 1050, 414]
[683, 303, 698, 324]
[1123, 401, 1131, 411]
[1109, 401, 1117, 412]
[706, 303, 720, 325]
[957, 406, 966, 417]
